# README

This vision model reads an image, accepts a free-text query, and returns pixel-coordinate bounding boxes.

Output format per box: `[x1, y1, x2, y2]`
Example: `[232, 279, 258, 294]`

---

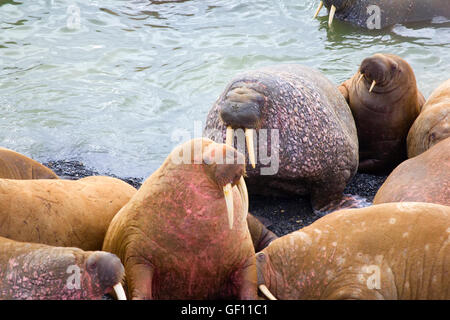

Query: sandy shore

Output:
[45, 160, 387, 237]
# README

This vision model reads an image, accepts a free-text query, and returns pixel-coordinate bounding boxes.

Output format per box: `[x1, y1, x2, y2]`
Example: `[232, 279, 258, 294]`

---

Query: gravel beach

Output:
[45, 160, 387, 237]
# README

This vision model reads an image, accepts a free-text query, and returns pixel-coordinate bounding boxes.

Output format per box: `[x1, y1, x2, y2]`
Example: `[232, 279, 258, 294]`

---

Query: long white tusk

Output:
[328, 5, 336, 27]
[237, 176, 249, 219]
[223, 183, 234, 229]
[357, 73, 364, 85]
[226, 126, 233, 147]
[369, 80, 376, 92]
[245, 128, 256, 169]
[113, 283, 127, 300]
[313, 1, 323, 19]
[259, 284, 277, 300]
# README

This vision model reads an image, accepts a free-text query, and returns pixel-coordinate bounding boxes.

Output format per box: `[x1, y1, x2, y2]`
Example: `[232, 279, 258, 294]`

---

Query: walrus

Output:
[0, 176, 136, 251]
[314, 0, 450, 29]
[339, 53, 425, 174]
[103, 138, 258, 299]
[0, 236, 126, 300]
[407, 79, 450, 158]
[257, 202, 450, 300]
[204, 64, 362, 213]
[0, 147, 58, 179]
[373, 137, 450, 206]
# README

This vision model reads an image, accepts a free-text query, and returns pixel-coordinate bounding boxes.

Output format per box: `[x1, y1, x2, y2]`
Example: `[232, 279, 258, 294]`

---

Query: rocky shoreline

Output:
[44, 160, 387, 237]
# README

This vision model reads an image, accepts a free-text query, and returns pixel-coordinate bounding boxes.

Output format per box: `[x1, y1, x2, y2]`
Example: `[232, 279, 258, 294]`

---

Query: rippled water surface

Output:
[1, 0, 449, 178]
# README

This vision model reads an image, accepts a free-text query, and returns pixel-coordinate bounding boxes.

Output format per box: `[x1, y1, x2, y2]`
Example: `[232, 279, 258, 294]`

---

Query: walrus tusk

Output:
[357, 73, 364, 85]
[259, 284, 277, 300]
[237, 176, 249, 219]
[113, 283, 127, 300]
[313, 1, 323, 19]
[226, 126, 233, 146]
[369, 80, 376, 92]
[245, 128, 256, 169]
[223, 183, 234, 229]
[328, 5, 336, 27]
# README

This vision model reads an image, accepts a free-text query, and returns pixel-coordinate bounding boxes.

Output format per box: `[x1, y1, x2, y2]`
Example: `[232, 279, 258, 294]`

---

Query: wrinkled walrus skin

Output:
[204, 64, 359, 212]
[0, 176, 136, 251]
[0, 147, 58, 179]
[0, 236, 124, 300]
[339, 53, 425, 174]
[407, 79, 450, 158]
[257, 202, 450, 300]
[319, 0, 450, 29]
[373, 137, 450, 206]
[103, 138, 258, 300]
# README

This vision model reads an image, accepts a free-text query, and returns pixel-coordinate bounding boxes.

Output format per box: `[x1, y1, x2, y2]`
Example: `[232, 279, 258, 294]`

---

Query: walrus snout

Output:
[360, 58, 389, 85]
[220, 87, 263, 129]
[85, 251, 126, 299]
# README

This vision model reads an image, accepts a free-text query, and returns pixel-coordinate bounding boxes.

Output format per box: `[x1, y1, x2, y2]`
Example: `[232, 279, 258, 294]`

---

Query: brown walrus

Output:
[257, 202, 450, 300]
[204, 64, 363, 213]
[339, 53, 425, 174]
[0, 236, 126, 300]
[373, 137, 450, 206]
[0, 147, 58, 179]
[407, 79, 450, 158]
[0, 176, 136, 251]
[103, 138, 258, 299]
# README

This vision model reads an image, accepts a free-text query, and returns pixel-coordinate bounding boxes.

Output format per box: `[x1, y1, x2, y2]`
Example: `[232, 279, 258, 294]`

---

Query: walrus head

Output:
[356, 53, 416, 98]
[315, 1, 354, 26]
[81, 251, 126, 300]
[218, 85, 266, 169]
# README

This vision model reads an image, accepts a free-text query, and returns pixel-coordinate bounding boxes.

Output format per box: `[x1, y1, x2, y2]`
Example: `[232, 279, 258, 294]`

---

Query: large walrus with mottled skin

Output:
[314, 0, 450, 29]
[0, 176, 136, 251]
[103, 138, 258, 299]
[407, 79, 449, 158]
[0, 236, 126, 300]
[204, 64, 361, 213]
[339, 53, 425, 174]
[0, 147, 58, 179]
[257, 202, 450, 300]
[373, 137, 450, 206]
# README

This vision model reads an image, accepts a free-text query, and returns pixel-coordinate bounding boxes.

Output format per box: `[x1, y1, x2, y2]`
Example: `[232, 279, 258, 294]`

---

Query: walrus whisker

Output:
[328, 5, 336, 27]
[226, 126, 233, 147]
[245, 128, 256, 169]
[313, 1, 323, 19]
[259, 284, 277, 300]
[113, 283, 127, 300]
[369, 80, 376, 93]
[223, 183, 234, 229]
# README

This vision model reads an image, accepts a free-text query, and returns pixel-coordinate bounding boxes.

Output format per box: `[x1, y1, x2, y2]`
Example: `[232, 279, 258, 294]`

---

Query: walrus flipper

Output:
[126, 262, 154, 300]
[247, 213, 278, 252]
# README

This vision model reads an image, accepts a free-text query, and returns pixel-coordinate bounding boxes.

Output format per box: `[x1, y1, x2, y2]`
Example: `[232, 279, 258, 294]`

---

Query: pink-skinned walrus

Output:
[0, 236, 126, 300]
[103, 138, 258, 300]
[257, 202, 450, 300]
